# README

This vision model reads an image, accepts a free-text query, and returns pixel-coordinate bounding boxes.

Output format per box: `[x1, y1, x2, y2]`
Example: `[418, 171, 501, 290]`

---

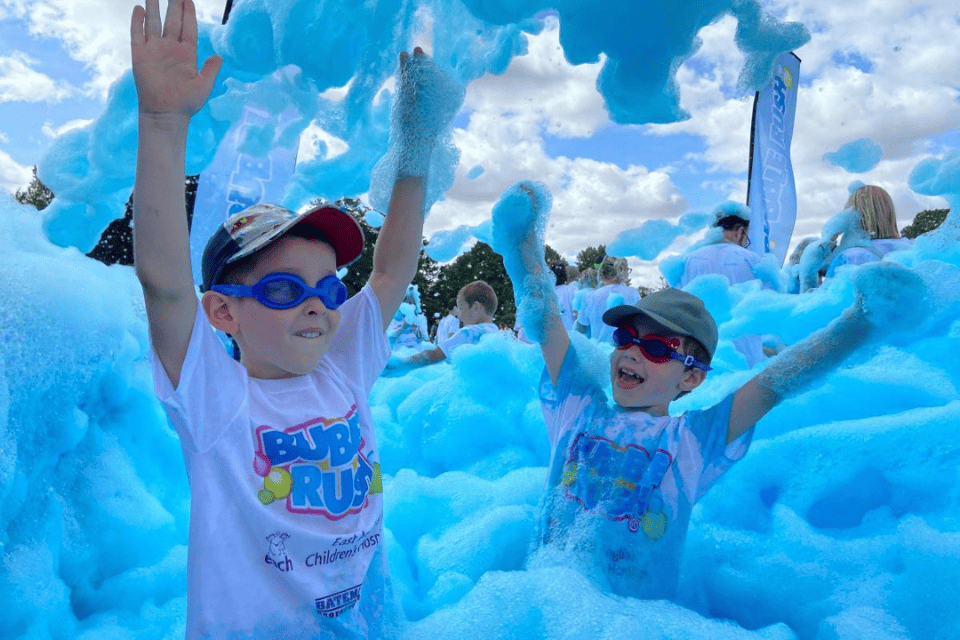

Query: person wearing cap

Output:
[492, 180, 893, 602]
[679, 201, 769, 367]
[130, 1, 462, 637]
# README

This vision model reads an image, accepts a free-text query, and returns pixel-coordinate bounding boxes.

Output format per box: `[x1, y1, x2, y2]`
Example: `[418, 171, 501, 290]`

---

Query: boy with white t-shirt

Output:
[402, 280, 499, 366]
[435, 298, 461, 346]
[130, 1, 462, 637]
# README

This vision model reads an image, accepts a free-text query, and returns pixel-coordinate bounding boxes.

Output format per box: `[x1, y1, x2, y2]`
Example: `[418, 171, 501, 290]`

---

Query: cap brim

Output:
[602, 305, 688, 336]
[227, 205, 364, 269]
[298, 205, 365, 269]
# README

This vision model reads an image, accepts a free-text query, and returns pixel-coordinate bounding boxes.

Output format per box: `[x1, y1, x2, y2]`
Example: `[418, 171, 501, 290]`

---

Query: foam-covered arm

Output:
[369, 51, 464, 324]
[490, 181, 568, 384]
[729, 262, 930, 442]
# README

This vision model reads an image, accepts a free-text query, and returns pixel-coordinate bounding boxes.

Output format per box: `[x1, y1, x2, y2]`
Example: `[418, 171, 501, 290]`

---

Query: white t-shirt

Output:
[679, 242, 762, 288]
[152, 286, 392, 640]
[436, 313, 461, 346]
[438, 322, 499, 356]
[555, 282, 579, 331]
[827, 237, 912, 276]
[576, 284, 641, 344]
[680, 242, 767, 367]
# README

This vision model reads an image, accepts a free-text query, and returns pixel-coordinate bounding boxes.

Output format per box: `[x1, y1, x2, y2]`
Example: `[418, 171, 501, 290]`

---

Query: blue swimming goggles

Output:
[212, 273, 348, 310]
[612, 326, 712, 372]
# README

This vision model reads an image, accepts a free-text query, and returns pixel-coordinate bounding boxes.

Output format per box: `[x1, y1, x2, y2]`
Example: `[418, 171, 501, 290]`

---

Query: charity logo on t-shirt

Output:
[252, 406, 383, 517]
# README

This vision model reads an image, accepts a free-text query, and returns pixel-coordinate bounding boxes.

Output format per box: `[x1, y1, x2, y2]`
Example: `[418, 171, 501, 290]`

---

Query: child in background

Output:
[575, 256, 640, 344]
[403, 280, 499, 366]
[387, 286, 429, 350]
[131, 0, 462, 637]
[491, 180, 924, 601]
[435, 297, 461, 346]
[553, 263, 580, 331]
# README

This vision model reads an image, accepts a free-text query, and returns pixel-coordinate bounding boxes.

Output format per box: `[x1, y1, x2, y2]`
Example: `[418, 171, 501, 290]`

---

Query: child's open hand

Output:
[131, 0, 222, 117]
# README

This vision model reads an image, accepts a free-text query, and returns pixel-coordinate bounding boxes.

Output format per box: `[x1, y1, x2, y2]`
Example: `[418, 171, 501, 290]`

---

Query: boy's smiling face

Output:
[229, 236, 341, 379]
[609, 316, 706, 415]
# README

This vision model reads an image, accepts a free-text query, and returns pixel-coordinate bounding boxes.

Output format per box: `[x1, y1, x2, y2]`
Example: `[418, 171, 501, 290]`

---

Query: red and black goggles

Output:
[612, 326, 712, 372]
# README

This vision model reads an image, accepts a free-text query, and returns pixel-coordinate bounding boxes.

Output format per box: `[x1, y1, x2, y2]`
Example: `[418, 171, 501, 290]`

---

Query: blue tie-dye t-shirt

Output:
[532, 346, 753, 600]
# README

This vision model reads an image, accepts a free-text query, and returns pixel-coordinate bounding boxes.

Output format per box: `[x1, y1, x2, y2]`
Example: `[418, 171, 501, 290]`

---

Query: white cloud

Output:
[425, 19, 687, 265]
[644, 1, 957, 255]
[0, 52, 75, 103]
[0, 147, 33, 195]
[41, 118, 92, 138]
[297, 121, 349, 163]
[11, 0, 224, 98]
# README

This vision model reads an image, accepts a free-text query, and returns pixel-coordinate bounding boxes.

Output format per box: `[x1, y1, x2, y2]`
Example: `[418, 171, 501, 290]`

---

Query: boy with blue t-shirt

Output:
[130, 1, 462, 637]
[491, 180, 918, 600]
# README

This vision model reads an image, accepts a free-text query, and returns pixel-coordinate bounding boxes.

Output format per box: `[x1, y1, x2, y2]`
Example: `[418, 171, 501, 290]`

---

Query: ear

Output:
[202, 290, 241, 335]
[678, 367, 706, 393]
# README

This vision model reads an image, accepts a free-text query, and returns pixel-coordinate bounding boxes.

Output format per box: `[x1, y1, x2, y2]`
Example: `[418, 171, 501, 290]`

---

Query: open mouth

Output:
[295, 330, 323, 339]
[616, 366, 644, 389]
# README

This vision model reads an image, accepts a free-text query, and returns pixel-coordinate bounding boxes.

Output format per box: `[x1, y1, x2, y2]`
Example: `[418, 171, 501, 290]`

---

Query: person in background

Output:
[826, 185, 912, 277]
[576, 256, 640, 344]
[554, 264, 580, 331]
[679, 201, 770, 367]
[401, 281, 499, 366]
[387, 286, 429, 350]
[571, 267, 598, 326]
[435, 297, 461, 347]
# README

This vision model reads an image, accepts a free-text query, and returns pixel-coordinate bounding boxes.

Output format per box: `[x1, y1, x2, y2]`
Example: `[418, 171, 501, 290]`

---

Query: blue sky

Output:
[2, 0, 958, 286]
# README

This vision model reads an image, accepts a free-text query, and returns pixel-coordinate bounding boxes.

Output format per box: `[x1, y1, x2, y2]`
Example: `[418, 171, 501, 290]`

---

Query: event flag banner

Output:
[746, 52, 801, 267]
[189, 94, 300, 287]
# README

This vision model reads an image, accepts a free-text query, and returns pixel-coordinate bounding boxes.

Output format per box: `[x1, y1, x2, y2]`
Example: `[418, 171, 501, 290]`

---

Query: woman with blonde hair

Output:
[828, 185, 912, 276]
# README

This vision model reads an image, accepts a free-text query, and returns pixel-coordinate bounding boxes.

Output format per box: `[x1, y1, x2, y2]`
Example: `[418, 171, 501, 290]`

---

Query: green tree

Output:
[323, 197, 440, 322]
[433, 241, 516, 328]
[637, 277, 668, 298]
[901, 209, 949, 239]
[15, 166, 55, 211]
[576, 245, 605, 272]
[544, 244, 565, 265]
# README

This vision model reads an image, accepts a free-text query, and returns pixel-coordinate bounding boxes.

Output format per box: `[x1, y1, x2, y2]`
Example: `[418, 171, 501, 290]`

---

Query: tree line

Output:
[14, 168, 950, 329]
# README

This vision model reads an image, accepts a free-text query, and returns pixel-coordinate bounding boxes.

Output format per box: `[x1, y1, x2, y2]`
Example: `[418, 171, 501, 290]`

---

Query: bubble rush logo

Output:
[778, 64, 795, 91]
[253, 409, 376, 519]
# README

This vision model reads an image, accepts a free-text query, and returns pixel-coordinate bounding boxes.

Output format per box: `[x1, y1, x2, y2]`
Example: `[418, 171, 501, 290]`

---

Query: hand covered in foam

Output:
[853, 262, 930, 334]
[491, 182, 552, 279]
[393, 48, 465, 178]
[491, 181, 557, 343]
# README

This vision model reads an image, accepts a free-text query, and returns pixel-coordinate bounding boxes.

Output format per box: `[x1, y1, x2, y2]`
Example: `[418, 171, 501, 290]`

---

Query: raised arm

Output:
[727, 261, 929, 443]
[491, 182, 569, 385]
[132, 0, 221, 388]
[368, 49, 464, 328]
